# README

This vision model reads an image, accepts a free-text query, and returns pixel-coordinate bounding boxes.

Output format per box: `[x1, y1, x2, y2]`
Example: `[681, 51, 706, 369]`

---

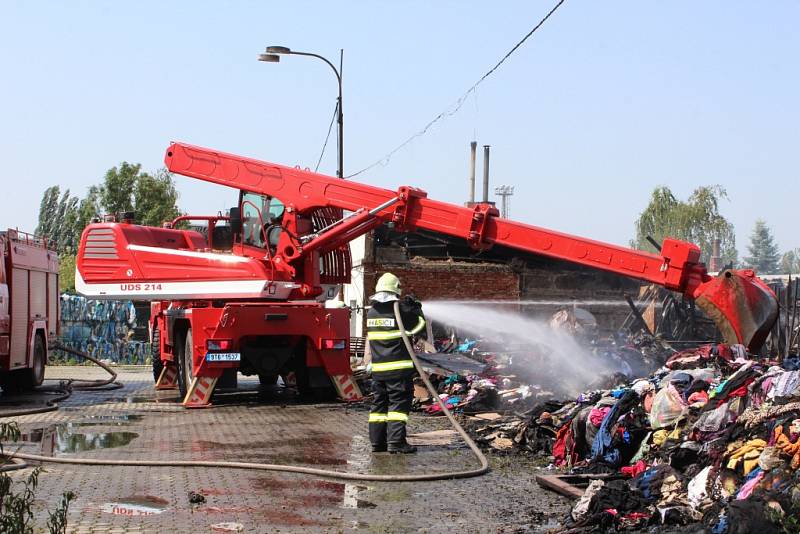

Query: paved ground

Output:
[0, 366, 569, 533]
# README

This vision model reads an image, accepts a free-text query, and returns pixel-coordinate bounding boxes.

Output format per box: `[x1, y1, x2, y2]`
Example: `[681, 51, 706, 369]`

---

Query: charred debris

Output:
[359, 278, 800, 533]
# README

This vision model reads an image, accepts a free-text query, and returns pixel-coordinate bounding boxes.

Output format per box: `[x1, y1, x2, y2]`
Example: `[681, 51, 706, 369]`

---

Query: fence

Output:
[54, 295, 151, 365]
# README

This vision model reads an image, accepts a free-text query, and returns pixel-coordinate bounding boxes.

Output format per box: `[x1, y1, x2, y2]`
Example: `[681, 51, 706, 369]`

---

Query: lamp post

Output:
[259, 46, 344, 179]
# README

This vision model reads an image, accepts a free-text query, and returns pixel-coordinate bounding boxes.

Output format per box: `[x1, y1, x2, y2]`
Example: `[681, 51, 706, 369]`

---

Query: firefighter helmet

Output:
[375, 272, 402, 295]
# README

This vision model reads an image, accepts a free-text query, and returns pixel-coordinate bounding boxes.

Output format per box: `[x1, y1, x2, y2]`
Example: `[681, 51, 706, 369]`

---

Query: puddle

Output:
[116, 395, 180, 404]
[251, 477, 373, 510]
[32, 414, 144, 430]
[21, 423, 139, 455]
[100, 495, 169, 516]
[191, 436, 348, 466]
[85, 413, 143, 422]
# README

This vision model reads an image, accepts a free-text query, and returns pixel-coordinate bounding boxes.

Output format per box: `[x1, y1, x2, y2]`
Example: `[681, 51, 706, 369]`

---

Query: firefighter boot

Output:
[388, 442, 417, 454]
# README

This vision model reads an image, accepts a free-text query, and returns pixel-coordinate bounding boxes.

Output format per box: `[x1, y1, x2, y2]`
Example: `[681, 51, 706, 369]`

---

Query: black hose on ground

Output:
[52, 344, 123, 391]
[0, 345, 122, 419]
[4, 316, 490, 482]
[0, 345, 123, 471]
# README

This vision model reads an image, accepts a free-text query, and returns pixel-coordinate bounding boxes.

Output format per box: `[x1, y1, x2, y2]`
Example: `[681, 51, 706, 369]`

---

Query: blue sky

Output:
[2, 1, 798, 258]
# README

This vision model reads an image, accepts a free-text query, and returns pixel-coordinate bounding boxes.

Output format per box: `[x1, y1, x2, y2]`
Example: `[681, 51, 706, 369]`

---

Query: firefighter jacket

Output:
[366, 297, 427, 381]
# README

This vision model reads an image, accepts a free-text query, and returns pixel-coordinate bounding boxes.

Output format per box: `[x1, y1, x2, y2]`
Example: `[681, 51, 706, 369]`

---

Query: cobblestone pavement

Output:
[1, 366, 569, 533]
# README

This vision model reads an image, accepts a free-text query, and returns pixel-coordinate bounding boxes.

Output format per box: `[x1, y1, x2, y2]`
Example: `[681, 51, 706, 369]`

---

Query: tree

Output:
[76, 185, 102, 230]
[743, 219, 780, 275]
[780, 249, 800, 274]
[89, 163, 181, 226]
[632, 185, 737, 267]
[35, 186, 81, 254]
[59, 254, 76, 293]
[57, 195, 80, 254]
[99, 162, 140, 216]
[134, 169, 181, 227]
[36, 186, 60, 240]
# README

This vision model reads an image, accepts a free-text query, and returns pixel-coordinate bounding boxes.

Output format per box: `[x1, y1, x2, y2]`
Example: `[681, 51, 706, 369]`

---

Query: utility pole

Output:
[494, 185, 514, 218]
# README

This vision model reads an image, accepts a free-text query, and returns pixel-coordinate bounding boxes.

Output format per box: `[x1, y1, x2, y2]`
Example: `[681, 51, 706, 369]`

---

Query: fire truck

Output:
[76, 142, 778, 407]
[0, 230, 60, 392]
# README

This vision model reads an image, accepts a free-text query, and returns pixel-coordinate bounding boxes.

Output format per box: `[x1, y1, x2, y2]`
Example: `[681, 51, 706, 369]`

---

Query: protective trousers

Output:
[369, 377, 413, 447]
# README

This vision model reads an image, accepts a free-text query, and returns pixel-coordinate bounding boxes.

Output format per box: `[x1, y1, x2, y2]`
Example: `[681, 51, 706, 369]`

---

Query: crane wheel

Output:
[182, 329, 195, 398]
[2, 334, 46, 393]
[27, 334, 46, 388]
[175, 330, 189, 399]
[151, 327, 163, 383]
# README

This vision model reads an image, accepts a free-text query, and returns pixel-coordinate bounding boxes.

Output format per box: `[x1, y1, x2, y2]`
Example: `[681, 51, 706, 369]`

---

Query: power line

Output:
[315, 101, 339, 172]
[345, 0, 567, 179]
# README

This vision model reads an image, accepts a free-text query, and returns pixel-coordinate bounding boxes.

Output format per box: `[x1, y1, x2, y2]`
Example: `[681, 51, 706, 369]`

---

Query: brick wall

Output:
[365, 260, 520, 302]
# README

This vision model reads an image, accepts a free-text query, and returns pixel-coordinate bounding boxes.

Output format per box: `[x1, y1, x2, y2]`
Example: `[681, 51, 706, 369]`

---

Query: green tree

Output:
[56, 195, 80, 254]
[632, 185, 737, 267]
[59, 254, 76, 293]
[38, 165, 182, 242]
[780, 249, 800, 274]
[743, 219, 780, 274]
[99, 162, 140, 216]
[134, 168, 181, 227]
[36, 186, 82, 254]
[88, 163, 181, 226]
[76, 185, 102, 230]
[36, 186, 60, 239]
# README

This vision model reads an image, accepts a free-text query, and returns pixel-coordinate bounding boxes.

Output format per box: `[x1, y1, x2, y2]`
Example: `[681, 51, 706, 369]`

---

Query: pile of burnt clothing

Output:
[412, 341, 566, 415]
[415, 336, 668, 457]
[557, 343, 800, 532]
[413, 373, 503, 414]
[464, 400, 570, 454]
[413, 372, 551, 414]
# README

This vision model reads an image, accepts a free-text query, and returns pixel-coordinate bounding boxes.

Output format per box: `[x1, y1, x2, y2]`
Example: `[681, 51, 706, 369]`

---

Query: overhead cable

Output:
[345, 0, 567, 179]
[315, 101, 339, 172]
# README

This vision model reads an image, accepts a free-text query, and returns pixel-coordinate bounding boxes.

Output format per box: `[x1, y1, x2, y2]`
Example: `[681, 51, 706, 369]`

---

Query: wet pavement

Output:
[1, 367, 569, 533]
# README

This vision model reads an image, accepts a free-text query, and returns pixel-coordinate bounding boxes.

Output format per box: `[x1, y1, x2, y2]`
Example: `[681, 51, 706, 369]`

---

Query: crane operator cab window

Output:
[241, 192, 284, 249]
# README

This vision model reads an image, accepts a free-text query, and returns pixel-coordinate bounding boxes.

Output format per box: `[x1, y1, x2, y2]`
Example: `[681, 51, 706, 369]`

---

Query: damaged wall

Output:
[346, 231, 645, 337]
[518, 265, 642, 333]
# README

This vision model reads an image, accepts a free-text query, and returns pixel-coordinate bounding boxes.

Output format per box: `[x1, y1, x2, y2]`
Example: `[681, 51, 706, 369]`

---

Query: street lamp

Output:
[259, 45, 344, 179]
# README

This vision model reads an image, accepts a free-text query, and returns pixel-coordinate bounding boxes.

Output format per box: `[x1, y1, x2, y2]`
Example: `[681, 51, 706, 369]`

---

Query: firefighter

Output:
[366, 272, 427, 454]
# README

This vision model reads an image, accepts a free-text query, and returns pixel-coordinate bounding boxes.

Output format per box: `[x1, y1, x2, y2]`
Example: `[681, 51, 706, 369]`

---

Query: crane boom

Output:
[163, 142, 779, 351]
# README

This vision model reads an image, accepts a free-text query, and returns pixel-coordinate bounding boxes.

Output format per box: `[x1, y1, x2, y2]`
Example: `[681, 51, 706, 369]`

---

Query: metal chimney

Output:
[468, 141, 477, 204]
[482, 145, 490, 203]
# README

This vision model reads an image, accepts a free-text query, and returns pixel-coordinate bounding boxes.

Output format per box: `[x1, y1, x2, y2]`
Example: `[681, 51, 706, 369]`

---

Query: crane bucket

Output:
[692, 269, 778, 352]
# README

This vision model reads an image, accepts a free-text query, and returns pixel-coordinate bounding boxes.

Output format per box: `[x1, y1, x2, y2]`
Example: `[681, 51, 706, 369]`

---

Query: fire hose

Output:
[3, 303, 489, 482]
[0, 344, 123, 419]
